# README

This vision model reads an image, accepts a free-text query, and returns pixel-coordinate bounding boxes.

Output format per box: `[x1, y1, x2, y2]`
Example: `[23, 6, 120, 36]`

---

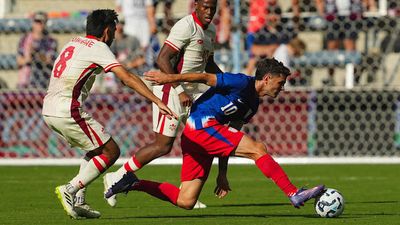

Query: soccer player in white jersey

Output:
[42, 9, 175, 219]
[104, 0, 224, 209]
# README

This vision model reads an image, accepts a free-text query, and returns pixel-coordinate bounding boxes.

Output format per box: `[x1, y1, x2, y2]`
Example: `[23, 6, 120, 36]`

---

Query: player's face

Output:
[263, 74, 286, 98]
[195, 0, 217, 27]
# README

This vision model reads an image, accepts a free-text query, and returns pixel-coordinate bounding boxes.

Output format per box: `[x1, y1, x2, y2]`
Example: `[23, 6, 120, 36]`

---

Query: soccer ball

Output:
[314, 188, 345, 218]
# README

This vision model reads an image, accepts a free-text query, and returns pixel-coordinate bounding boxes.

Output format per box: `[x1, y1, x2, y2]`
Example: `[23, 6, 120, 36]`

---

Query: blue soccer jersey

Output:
[187, 72, 260, 130]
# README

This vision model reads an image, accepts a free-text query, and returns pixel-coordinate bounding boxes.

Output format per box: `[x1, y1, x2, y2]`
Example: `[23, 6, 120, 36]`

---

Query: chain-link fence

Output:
[0, 0, 399, 160]
[1, 89, 399, 158]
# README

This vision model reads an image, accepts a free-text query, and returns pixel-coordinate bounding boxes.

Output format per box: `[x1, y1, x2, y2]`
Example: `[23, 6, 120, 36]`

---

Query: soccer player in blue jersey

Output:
[105, 58, 324, 209]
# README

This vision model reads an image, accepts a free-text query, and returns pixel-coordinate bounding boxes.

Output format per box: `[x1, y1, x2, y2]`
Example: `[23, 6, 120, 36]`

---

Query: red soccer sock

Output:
[255, 154, 298, 196]
[131, 180, 179, 205]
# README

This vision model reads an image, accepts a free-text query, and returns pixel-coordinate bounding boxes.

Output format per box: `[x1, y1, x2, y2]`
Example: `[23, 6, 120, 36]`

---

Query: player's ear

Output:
[263, 73, 271, 83]
[103, 27, 109, 38]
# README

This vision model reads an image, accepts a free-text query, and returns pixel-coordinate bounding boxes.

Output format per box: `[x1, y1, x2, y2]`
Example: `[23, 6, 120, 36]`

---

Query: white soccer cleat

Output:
[103, 172, 118, 207]
[55, 185, 79, 219]
[193, 200, 207, 209]
[74, 203, 101, 218]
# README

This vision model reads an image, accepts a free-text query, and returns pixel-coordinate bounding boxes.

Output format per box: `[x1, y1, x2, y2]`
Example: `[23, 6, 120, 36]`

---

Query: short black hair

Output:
[86, 9, 118, 38]
[255, 58, 291, 80]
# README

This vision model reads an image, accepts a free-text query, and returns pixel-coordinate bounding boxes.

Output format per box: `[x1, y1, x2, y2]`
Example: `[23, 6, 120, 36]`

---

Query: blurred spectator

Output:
[273, 37, 306, 70]
[116, 0, 157, 49]
[273, 37, 306, 86]
[16, 11, 57, 89]
[153, 0, 175, 33]
[116, 0, 159, 69]
[111, 21, 149, 76]
[0, 0, 13, 18]
[387, 0, 400, 17]
[215, 0, 231, 47]
[315, 0, 376, 86]
[245, 0, 298, 75]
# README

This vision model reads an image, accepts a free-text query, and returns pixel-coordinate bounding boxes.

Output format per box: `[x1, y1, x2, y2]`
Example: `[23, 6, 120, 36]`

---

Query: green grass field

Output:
[1, 164, 399, 225]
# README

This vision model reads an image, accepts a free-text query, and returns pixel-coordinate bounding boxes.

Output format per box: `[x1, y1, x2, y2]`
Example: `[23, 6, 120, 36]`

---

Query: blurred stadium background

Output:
[0, 0, 399, 164]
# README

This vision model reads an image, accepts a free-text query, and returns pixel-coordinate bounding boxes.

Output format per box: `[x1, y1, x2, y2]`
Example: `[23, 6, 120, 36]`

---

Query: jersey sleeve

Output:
[164, 18, 192, 51]
[92, 43, 121, 73]
[215, 73, 249, 92]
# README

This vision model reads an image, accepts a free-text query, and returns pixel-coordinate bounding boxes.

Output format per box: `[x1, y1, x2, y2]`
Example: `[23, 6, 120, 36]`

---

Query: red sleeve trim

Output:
[103, 63, 121, 72]
[164, 40, 180, 52]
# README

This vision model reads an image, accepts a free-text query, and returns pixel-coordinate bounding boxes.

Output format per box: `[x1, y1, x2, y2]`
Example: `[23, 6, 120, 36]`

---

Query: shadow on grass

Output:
[346, 200, 400, 204]
[104, 212, 399, 220]
[104, 214, 321, 220]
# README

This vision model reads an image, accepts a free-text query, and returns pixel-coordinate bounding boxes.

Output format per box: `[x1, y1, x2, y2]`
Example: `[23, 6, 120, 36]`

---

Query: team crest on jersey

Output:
[197, 39, 204, 44]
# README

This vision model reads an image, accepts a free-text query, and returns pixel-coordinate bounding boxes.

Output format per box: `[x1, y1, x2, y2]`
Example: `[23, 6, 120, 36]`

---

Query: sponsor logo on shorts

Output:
[169, 124, 177, 131]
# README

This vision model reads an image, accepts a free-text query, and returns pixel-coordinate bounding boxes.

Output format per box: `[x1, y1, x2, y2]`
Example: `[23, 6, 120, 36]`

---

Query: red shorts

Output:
[180, 120, 244, 182]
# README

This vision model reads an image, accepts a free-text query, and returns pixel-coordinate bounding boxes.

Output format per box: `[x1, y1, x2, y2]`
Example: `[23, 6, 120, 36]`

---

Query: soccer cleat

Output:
[289, 185, 325, 208]
[74, 203, 101, 218]
[55, 185, 79, 219]
[193, 200, 207, 209]
[105, 172, 139, 199]
[103, 172, 118, 207]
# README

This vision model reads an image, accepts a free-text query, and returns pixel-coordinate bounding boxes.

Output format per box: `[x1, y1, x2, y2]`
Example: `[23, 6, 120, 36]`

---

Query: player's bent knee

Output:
[177, 198, 197, 210]
[102, 138, 121, 162]
[153, 138, 175, 156]
[252, 142, 268, 159]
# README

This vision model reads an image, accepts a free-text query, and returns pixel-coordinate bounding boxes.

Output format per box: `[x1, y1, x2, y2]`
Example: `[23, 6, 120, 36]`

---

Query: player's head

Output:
[31, 11, 48, 34]
[254, 58, 291, 98]
[86, 9, 119, 46]
[194, 0, 217, 28]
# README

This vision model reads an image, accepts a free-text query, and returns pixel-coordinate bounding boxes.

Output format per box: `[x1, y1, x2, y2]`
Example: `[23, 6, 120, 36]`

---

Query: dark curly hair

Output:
[255, 58, 291, 80]
[86, 9, 119, 38]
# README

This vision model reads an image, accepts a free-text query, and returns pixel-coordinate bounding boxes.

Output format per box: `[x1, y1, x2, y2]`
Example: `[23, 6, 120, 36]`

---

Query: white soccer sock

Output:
[69, 154, 110, 193]
[75, 158, 89, 205]
[75, 187, 86, 205]
[114, 156, 141, 180]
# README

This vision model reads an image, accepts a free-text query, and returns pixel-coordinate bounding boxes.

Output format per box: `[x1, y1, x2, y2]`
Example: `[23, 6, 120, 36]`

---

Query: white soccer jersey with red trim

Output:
[42, 35, 121, 117]
[163, 13, 216, 95]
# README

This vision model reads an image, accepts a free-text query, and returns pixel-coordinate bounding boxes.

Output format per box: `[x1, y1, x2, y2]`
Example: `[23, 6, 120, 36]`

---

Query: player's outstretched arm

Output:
[145, 71, 218, 87]
[112, 66, 177, 119]
[214, 156, 231, 199]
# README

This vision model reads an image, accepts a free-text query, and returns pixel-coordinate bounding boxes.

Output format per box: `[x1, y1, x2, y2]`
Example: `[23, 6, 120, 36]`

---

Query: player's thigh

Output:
[152, 87, 185, 137]
[43, 114, 110, 151]
[232, 134, 267, 160]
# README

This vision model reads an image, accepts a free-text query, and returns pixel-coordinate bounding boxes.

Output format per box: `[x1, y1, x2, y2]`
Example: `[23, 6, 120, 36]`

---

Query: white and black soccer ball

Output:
[314, 188, 345, 218]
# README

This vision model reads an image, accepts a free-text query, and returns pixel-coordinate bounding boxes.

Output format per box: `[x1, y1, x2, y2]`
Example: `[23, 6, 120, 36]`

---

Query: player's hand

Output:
[179, 92, 192, 107]
[156, 101, 178, 120]
[214, 174, 231, 199]
[144, 71, 170, 85]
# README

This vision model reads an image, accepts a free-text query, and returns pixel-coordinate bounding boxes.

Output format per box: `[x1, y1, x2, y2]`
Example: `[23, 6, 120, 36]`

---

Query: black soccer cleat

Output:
[289, 185, 325, 208]
[105, 172, 139, 199]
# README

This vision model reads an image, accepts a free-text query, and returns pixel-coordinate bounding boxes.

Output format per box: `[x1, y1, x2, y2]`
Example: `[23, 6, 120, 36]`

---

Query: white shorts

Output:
[152, 85, 202, 137]
[43, 112, 111, 151]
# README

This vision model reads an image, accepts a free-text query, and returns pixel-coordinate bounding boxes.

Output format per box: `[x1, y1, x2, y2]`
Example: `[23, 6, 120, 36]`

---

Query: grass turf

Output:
[0, 164, 399, 225]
